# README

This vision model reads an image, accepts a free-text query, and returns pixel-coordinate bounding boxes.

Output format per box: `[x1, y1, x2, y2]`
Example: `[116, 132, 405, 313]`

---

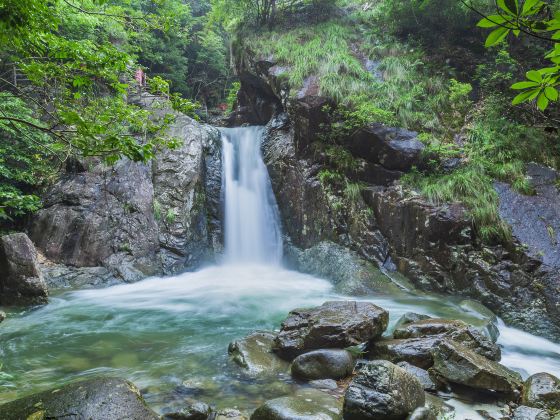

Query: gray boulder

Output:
[163, 401, 212, 420]
[522, 372, 560, 412]
[228, 331, 289, 376]
[367, 336, 441, 369]
[0, 377, 159, 419]
[348, 124, 425, 171]
[291, 349, 354, 380]
[0, 233, 48, 305]
[343, 360, 425, 420]
[396, 362, 437, 391]
[251, 389, 342, 420]
[273, 301, 388, 360]
[512, 406, 551, 420]
[393, 318, 501, 361]
[429, 340, 522, 397]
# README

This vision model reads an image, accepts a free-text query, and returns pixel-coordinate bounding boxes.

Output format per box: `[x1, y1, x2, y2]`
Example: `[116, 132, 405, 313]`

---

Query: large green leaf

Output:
[485, 27, 510, 47]
[511, 81, 540, 89]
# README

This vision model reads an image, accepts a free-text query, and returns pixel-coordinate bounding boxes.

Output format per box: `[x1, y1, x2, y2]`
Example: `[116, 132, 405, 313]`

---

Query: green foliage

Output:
[475, 0, 560, 110]
[226, 81, 241, 111]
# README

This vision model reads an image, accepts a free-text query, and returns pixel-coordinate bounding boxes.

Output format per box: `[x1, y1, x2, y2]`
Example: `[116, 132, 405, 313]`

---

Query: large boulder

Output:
[396, 362, 437, 392]
[273, 301, 388, 360]
[0, 233, 48, 305]
[367, 337, 441, 369]
[343, 360, 425, 420]
[291, 349, 355, 380]
[393, 318, 501, 361]
[429, 340, 522, 397]
[0, 377, 159, 419]
[163, 401, 212, 420]
[251, 389, 342, 420]
[348, 124, 425, 171]
[522, 372, 560, 412]
[228, 331, 289, 376]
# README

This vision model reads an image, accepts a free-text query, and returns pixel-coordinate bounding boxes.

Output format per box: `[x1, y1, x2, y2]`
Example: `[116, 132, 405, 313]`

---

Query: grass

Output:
[241, 2, 560, 245]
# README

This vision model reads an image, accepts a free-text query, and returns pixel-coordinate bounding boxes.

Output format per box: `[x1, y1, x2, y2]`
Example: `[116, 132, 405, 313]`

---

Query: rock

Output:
[287, 241, 400, 295]
[395, 313, 432, 329]
[522, 372, 560, 412]
[343, 360, 425, 420]
[273, 301, 388, 360]
[396, 362, 437, 391]
[291, 349, 355, 380]
[215, 408, 249, 420]
[0, 377, 159, 419]
[41, 263, 122, 290]
[367, 337, 441, 369]
[348, 124, 425, 171]
[228, 331, 289, 376]
[163, 401, 212, 420]
[0, 311, 5, 323]
[512, 406, 551, 420]
[429, 340, 522, 397]
[393, 318, 501, 361]
[0, 233, 48, 305]
[29, 108, 222, 281]
[407, 407, 436, 420]
[309, 379, 339, 390]
[250, 389, 342, 420]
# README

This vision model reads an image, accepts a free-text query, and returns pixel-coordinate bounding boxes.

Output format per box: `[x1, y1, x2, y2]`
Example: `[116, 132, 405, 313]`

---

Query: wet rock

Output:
[367, 337, 441, 369]
[343, 360, 425, 420]
[41, 263, 122, 290]
[348, 124, 425, 171]
[215, 408, 249, 420]
[522, 372, 560, 412]
[287, 241, 399, 295]
[0, 377, 159, 419]
[395, 313, 432, 329]
[393, 318, 501, 361]
[163, 401, 212, 420]
[429, 340, 522, 397]
[407, 407, 436, 420]
[0, 233, 48, 305]
[512, 406, 551, 420]
[291, 349, 354, 380]
[0, 311, 5, 322]
[251, 388, 342, 420]
[273, 301, 388, 360]
[228, 331, 289, 376]
[309, 379, 339, 390]
[396, 362, 437, 391]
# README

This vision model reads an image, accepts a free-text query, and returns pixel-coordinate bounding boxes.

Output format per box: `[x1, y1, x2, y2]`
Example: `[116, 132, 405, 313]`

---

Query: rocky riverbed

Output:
[2, 299, 560, 419]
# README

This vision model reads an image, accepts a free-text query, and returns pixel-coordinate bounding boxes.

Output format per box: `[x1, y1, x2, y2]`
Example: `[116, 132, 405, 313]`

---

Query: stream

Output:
[1, 127, 560, 418]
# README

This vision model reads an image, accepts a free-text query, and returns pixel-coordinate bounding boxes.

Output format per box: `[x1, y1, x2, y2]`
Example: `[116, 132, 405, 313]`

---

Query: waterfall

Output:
[221, 126, 283, 265]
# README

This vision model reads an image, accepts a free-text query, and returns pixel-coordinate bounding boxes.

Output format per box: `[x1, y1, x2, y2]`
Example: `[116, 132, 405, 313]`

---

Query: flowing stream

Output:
[1, 127, 560, 418]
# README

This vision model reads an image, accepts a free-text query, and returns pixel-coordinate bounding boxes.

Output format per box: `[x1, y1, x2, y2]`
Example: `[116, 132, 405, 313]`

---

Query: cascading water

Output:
[221, 126, 283, 265]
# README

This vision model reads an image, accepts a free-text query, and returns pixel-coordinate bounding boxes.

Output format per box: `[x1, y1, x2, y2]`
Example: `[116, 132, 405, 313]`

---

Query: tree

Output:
[0, 0, 197, 220]
[467, 0, 560, 110]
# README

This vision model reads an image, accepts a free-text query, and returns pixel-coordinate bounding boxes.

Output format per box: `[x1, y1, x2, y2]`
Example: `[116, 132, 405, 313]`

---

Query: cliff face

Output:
[29, 98, 222, 287]
[235, 52, 560, 341]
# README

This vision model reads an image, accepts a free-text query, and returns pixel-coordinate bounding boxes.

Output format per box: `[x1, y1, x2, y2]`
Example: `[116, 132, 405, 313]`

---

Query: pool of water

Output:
[1, 264, 559, 417]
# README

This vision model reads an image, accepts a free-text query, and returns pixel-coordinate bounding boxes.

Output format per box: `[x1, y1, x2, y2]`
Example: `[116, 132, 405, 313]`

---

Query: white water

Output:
[221, 126, 283, 265]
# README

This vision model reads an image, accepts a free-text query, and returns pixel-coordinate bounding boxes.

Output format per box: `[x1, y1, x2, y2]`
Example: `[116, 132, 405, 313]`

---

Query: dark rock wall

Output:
[234, 48, 560, 342]
[29, 109, 222, 285]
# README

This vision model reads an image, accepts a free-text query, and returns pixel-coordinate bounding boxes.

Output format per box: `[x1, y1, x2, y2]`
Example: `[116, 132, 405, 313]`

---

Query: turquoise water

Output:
[1, 264, 560, 417]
